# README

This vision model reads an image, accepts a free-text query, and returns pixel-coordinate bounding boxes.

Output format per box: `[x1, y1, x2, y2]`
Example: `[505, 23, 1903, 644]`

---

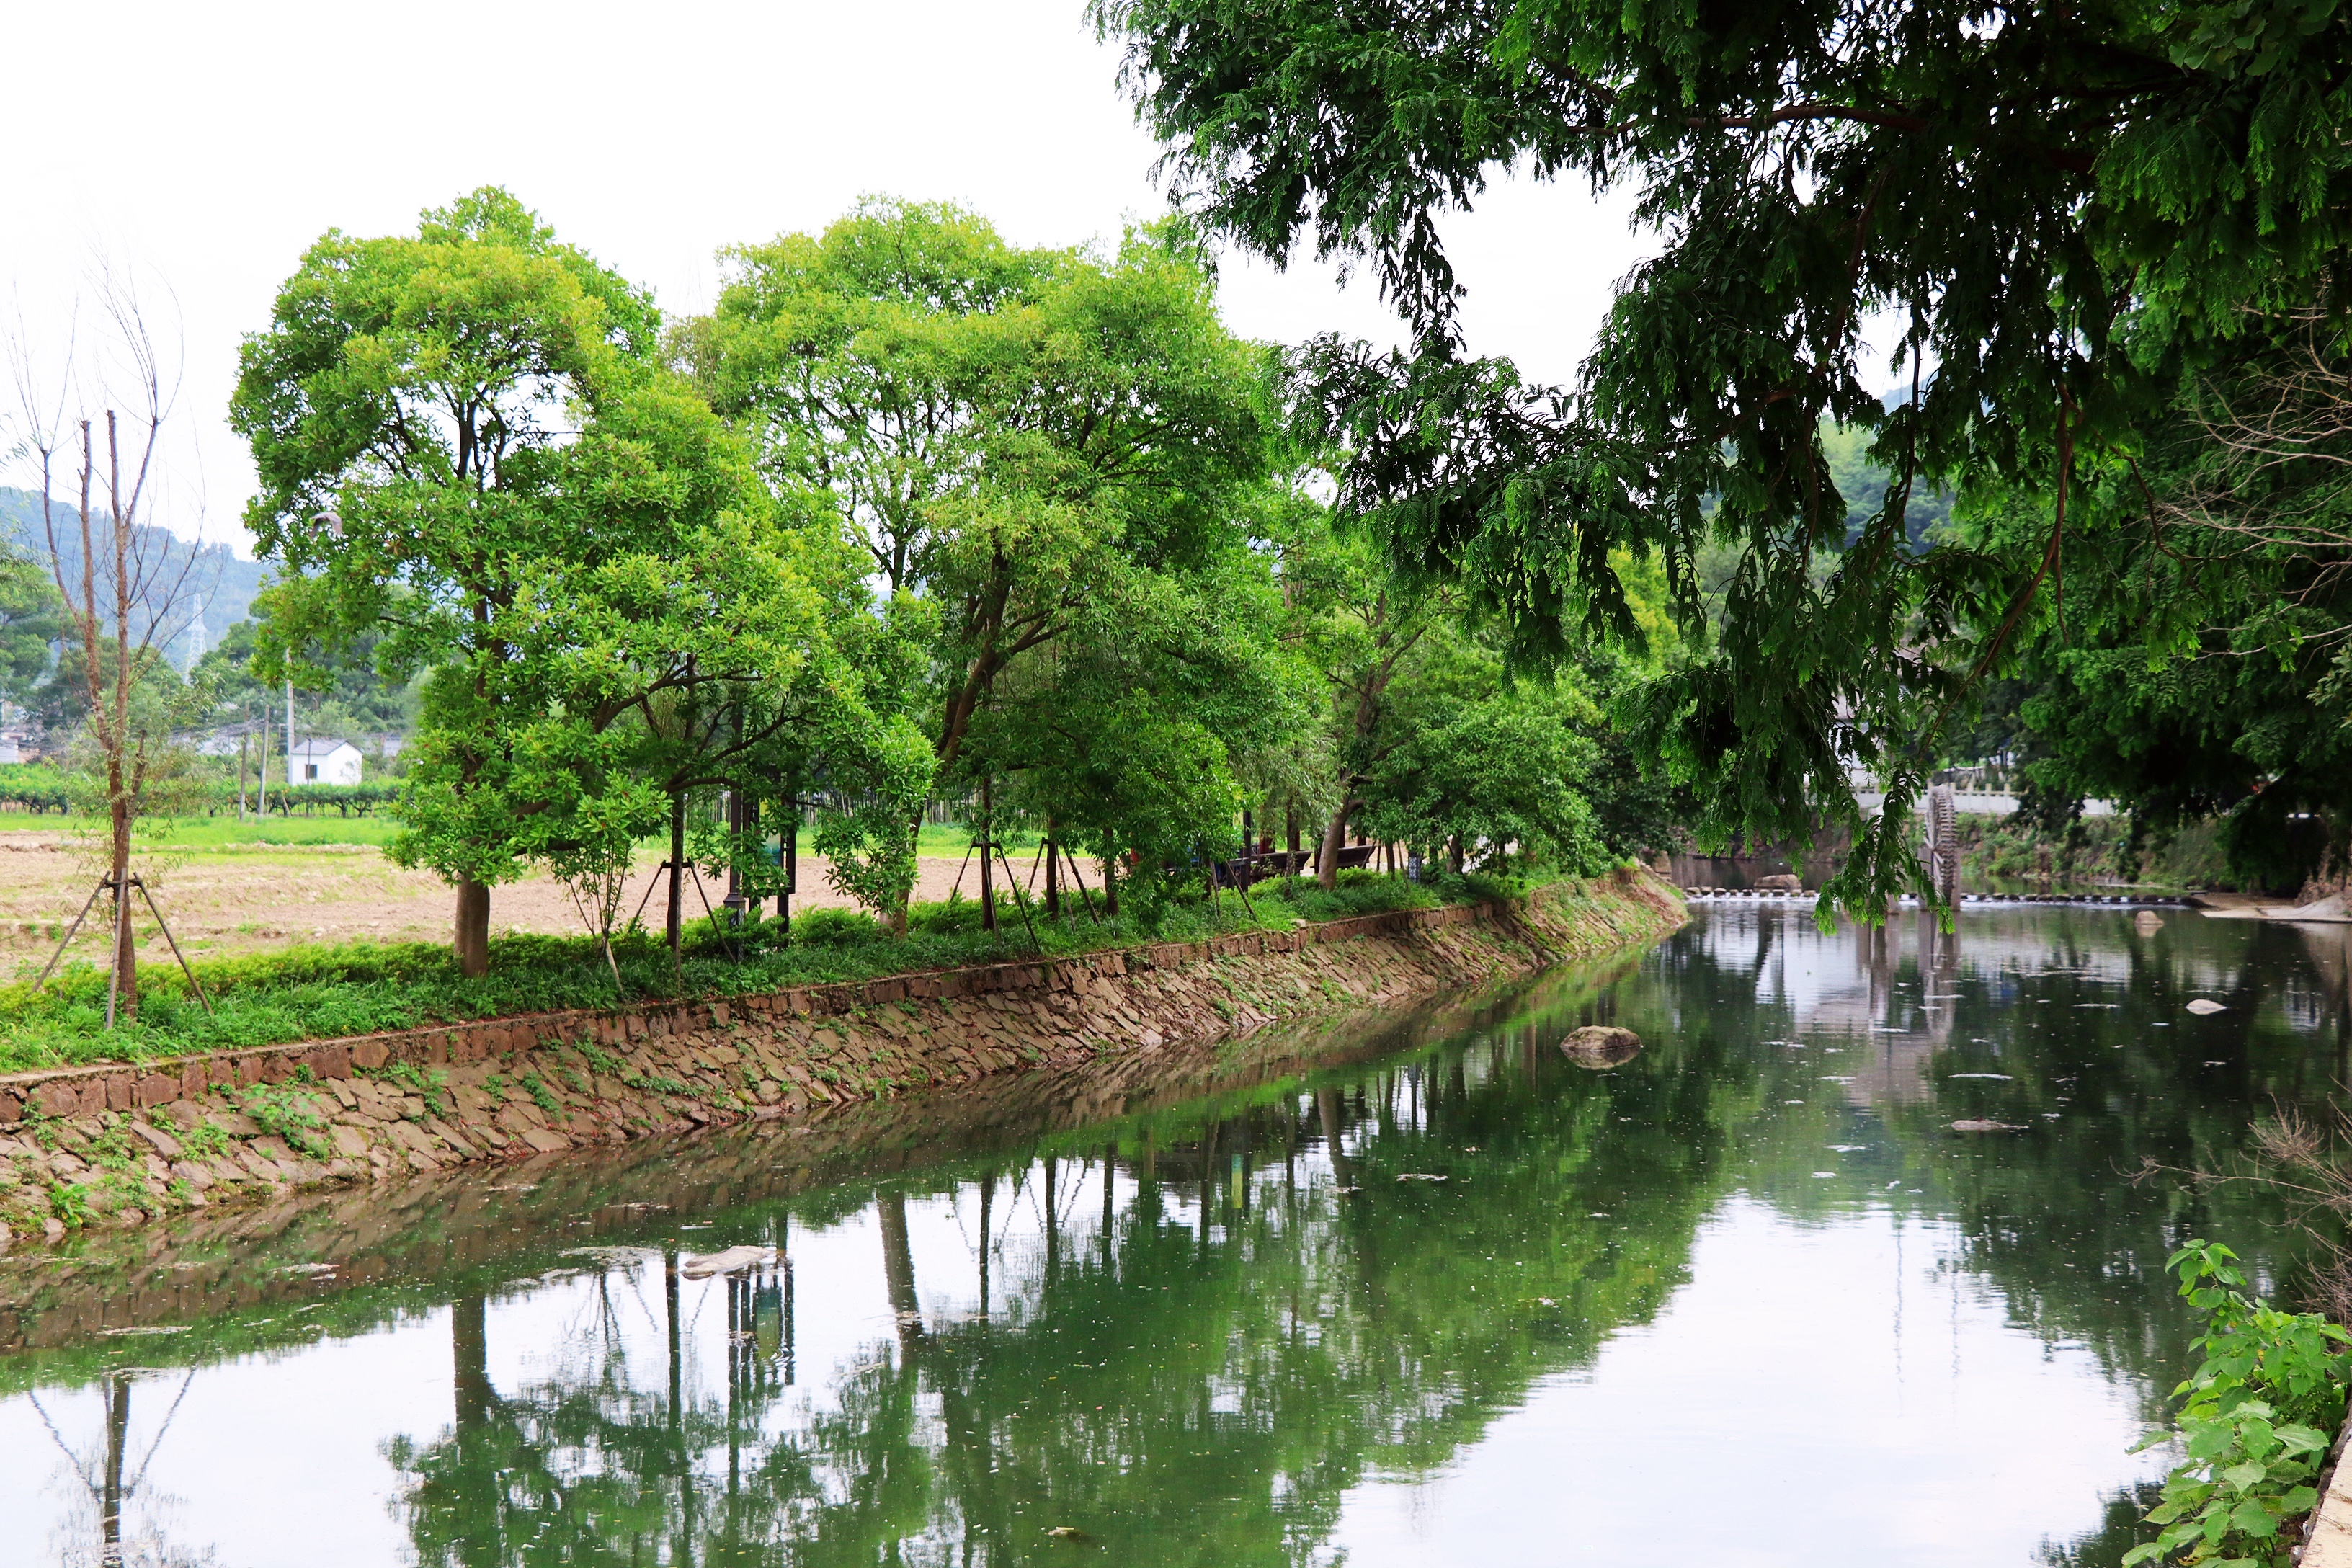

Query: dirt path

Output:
[0, 831, 1069, 970]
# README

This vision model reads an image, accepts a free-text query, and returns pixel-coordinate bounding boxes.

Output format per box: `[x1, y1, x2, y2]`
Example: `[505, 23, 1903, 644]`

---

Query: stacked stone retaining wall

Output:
[0, 873, 1682, 1247]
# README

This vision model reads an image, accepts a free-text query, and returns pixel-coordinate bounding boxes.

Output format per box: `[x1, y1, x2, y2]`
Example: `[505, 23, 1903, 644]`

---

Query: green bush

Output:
[0, 762, 70, 815]
[789, 906, 887, 945]
[2126, 1241, 2352, 1567]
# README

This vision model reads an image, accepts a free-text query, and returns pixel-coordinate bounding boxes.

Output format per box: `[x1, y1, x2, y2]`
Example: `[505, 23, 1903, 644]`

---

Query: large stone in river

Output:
[1755, 873, 1803, 892]
[1559, 1026, 1643, 1069]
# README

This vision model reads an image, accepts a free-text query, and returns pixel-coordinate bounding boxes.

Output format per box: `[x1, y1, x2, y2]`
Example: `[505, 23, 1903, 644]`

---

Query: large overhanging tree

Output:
[1095, 0, 2352, 912]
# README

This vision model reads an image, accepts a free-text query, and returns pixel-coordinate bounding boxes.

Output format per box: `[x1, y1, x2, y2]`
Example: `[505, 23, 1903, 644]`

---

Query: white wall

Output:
[290, 747, 363, 787]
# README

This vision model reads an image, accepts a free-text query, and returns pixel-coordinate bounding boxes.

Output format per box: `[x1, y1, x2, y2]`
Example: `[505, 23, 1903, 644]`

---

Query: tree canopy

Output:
[233, 189, 855, 972]
[1095, 0, 2352, 909]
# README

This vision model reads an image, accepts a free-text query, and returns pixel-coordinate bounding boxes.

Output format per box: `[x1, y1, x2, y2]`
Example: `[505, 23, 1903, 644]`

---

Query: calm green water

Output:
[2, 905, 2346, 1567]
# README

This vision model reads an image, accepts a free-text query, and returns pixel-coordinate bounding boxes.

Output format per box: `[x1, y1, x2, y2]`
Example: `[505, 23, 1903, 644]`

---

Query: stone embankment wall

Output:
[0, 873, 1682, 1247]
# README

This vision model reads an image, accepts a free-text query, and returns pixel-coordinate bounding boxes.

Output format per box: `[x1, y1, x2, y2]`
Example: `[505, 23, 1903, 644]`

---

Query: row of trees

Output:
[228, 192, 1667, 976]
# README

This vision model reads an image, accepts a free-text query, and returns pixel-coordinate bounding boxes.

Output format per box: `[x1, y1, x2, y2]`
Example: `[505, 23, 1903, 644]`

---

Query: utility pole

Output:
[285, 677, 295, 788]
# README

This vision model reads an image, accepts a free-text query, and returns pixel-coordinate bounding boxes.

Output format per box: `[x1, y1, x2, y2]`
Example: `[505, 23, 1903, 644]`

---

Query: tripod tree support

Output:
[134, 878, 214, 1018]
[1061, 843, 1102, 927]
[994, 840, 1043, 953]
[32, 880, 110, 992]
[37, 874, 214, 1027]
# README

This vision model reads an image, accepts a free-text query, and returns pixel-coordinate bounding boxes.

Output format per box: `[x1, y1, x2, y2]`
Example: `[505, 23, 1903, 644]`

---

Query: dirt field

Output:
[0, 829, 1056, 972]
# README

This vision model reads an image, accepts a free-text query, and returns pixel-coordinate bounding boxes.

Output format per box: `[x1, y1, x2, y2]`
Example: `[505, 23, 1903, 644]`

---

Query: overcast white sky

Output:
[1, 0, 1654, 558]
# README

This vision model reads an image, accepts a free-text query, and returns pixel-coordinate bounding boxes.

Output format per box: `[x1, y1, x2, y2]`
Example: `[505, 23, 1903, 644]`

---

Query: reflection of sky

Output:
[0, 1170, 1161, 1567]
[1329, 1199, 2162, 1568]
[1696, 904, 2259, 1017]
[1683, 904, 2320, 1107]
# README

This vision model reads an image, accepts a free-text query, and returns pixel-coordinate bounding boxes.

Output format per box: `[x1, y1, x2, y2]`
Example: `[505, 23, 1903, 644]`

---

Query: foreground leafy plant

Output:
[2126, 1241, 2351, 1567]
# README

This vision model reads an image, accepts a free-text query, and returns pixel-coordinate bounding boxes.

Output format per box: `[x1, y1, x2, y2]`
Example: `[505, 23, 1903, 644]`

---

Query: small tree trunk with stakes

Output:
[9, 280, 213, 1024]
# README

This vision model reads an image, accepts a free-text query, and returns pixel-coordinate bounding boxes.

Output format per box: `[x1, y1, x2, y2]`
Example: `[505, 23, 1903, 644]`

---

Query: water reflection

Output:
[0, 906, 2342, 1566]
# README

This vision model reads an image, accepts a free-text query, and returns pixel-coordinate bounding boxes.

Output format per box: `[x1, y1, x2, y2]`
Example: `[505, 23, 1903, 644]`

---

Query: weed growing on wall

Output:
[241, 1081, 331, 1160]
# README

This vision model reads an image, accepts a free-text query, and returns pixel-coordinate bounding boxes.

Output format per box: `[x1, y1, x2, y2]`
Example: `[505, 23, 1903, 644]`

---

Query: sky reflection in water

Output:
[1, 904, 2346, 1567]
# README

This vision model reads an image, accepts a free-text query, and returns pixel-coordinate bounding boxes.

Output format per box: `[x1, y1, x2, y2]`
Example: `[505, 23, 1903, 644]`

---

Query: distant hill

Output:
[0, 486, 272, 667]
[1821, 424, 1956, 552]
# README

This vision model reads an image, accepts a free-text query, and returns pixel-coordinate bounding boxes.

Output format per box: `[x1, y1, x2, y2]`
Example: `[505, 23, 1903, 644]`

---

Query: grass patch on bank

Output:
[0, 869, 1560, 1074]
[157, 816, 407, 850]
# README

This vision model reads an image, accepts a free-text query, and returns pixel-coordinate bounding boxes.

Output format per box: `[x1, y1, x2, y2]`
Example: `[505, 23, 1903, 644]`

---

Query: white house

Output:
[288, 739, 364, 786]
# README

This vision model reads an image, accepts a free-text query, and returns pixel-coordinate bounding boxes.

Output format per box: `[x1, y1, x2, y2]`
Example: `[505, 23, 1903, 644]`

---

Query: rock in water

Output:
[2186, 999, 2227, 1015]
[1755, 873, 1803, 892]
[1951, 1120, 2023, 1133]
[1559, 1026, 1643, 1068]
[680, 1244, 771, 1279]
[2134, 910, 2164, 934]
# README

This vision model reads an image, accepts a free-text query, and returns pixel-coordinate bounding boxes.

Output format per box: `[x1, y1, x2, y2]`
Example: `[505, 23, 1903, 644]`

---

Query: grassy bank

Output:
[0, 869, 1556, 1074]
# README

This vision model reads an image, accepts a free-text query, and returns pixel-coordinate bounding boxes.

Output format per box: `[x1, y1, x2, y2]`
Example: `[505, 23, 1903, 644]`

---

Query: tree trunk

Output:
[666, 793, 686, 960]
[110, 789, 135, 1023]
[979, 778, 997, 932]
[780, 787, 798, 937]
[1103, 847, 1120, 918]
[1044, 818, 1061, 916]
[1317, 803, 1353, 891]
[878, 1192, 923, 1350]
[455, 876, 490, 979]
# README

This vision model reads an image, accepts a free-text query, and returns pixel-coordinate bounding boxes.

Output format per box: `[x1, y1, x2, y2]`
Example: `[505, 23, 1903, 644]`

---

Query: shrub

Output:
[789, 906, 885, 946]
[2126, 1241, 2351, 1567]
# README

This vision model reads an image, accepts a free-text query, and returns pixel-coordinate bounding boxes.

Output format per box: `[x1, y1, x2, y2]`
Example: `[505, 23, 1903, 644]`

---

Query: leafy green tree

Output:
[194, 617, 419, 737]
[1270, 481, 1454, 886]
[1096, 0, 2352, 914]
[1358, 626, 1608, 875]
[692, 201, 1288, 925]
[234, 188, 841, 975]
[0, 545, 64, 706]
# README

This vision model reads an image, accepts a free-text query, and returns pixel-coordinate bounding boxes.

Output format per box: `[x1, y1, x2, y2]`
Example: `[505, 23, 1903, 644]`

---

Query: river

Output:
[1, 902, 2346, 1567]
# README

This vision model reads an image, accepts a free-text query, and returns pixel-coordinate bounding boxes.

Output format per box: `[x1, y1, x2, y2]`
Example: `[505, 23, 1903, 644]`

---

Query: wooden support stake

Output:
[134, 877, 213, 1017]
[996, 841, 1043, 953]
[32, 878, 110, 993]
[1062, 843, 1102, 927]
[628, 860, 668, 931]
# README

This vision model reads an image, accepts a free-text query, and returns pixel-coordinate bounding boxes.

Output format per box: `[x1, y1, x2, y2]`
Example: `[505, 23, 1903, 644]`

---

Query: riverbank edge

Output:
[2300, 1406, 2352, 1565]
[0, 870, 1684, 1246]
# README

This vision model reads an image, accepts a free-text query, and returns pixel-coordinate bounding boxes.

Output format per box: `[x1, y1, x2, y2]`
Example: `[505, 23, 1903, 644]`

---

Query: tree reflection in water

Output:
[26, 1368, 208, 1568]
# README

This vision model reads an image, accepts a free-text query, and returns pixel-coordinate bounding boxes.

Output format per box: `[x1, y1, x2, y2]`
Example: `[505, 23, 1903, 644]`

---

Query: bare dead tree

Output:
[6, 270, 215, 1025]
